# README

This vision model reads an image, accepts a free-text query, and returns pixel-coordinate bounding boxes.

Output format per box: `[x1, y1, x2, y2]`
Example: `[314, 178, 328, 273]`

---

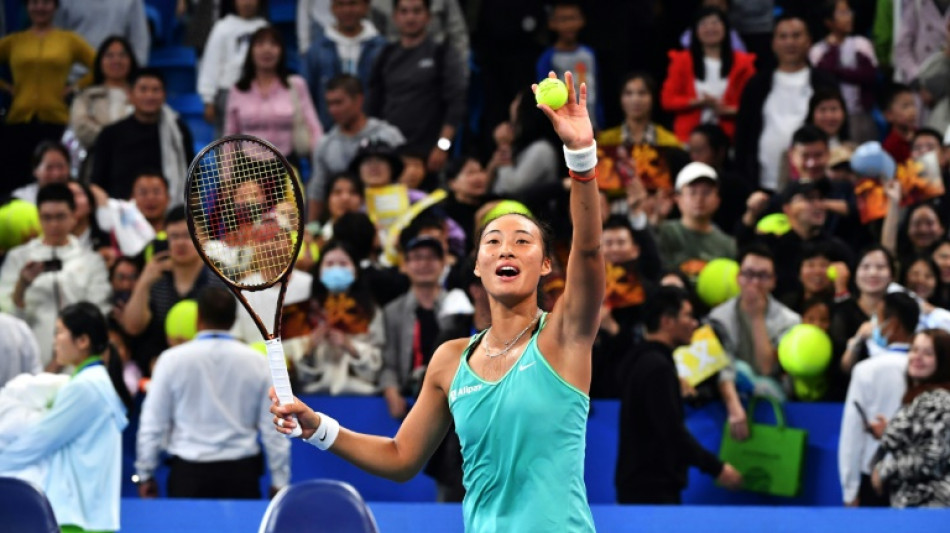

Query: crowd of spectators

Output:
[1, 0, 950, 528]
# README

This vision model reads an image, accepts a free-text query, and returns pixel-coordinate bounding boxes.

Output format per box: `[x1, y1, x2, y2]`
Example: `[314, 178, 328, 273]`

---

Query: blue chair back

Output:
[0, 477, 59, 533]
[259, 479, 379, 533]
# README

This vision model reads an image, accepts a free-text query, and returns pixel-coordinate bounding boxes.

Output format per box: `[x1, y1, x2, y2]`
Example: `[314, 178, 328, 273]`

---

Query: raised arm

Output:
[270, 338, 463, 482]
[536, 71, 604, 346]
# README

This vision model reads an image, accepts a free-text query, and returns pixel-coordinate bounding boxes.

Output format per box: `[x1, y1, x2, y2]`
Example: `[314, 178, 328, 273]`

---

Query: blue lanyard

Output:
[195, 332, 234, 341]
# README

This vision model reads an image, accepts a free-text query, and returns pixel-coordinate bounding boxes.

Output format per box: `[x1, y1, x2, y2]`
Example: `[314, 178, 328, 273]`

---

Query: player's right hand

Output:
[269, 388, 319, 439]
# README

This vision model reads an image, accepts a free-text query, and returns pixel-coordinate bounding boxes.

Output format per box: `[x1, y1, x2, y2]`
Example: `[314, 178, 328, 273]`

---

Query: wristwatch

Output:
[437, 137, 452, 151]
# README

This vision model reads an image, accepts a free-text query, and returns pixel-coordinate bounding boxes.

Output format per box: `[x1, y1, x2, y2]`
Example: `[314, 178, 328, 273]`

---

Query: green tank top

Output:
[448, 314, 596, 533]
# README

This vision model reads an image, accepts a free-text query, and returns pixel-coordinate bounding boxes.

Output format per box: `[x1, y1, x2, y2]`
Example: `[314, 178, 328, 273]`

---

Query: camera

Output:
[42, 258, 62, 272]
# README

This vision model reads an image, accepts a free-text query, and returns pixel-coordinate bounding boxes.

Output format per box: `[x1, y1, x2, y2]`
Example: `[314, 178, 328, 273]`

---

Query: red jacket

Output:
[661, 49, 756, 142]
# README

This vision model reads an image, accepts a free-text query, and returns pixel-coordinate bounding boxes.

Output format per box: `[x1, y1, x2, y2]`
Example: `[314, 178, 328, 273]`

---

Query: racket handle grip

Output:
[265, 339, 302, 438]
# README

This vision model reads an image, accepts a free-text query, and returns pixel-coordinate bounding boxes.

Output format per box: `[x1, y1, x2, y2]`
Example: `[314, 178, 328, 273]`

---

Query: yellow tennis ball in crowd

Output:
[826, 265, 837, 282]
[695, 258, 740, 307]
[755, 213, 791, 236]
[482, 200, 533, 228]
[0, 200, 40, 252]
[165, 299, 199, 343]
[249, 341, 268, 355]
[778, 324, 833, 378]
[535, 78, 569, 110]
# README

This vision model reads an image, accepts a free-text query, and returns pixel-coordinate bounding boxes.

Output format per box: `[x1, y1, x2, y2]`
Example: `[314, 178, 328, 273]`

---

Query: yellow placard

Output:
[673, 325, 731, 386]
[365, 184, 410, 229]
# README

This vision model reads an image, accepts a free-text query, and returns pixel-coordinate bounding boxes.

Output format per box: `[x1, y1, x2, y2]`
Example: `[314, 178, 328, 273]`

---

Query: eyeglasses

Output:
[739, 270, 774, 281]
[39, 213, 71, 222]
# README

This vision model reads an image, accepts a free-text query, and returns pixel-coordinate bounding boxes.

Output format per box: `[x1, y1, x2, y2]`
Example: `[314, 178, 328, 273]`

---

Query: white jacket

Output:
[0, 365, 128, 531]
[0, 236, 112, 365]
[197, 15, 268, 103]
[838, 351, 907, 503]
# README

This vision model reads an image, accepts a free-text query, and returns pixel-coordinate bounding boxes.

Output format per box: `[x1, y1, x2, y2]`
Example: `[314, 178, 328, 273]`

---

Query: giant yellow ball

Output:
[696, 258, 740, 307]
[778, 324, 833, 378]
[165, 299, 198, 343]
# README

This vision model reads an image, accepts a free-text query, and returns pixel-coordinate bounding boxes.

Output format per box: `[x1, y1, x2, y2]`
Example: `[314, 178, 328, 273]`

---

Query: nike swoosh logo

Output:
[518, 361, 536, 371]
[318, 427, 328, 441]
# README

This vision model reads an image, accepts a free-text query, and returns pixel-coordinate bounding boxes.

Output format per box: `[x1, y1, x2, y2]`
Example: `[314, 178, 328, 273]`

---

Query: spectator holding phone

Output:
[838, 292, 919, 507]
[0, 184, 112, 369]
[120, 206, 224, 375]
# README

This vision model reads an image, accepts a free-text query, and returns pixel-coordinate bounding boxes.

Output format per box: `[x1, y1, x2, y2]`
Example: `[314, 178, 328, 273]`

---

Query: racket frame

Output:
[185, 134, 305, 436]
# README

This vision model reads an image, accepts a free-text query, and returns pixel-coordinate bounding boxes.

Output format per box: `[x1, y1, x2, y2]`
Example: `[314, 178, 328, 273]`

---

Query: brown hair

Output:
[904, 328, 950, 405]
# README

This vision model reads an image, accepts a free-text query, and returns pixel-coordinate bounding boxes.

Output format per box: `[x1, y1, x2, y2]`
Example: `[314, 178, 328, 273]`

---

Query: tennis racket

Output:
[185, 134, 304, 437]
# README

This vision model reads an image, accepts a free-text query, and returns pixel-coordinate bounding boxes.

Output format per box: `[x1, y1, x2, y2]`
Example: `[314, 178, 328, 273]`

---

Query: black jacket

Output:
[615, 340, 723, 502]
[735, 221, 856, 298]
[734, 67, 837, 189]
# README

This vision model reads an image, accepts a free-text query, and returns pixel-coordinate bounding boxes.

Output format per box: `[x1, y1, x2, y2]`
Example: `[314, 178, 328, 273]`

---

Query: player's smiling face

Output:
[475, 214, 551, 301]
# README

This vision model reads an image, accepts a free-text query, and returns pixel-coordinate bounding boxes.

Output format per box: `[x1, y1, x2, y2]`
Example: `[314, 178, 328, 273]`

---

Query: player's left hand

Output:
[534, 71, 593, 151]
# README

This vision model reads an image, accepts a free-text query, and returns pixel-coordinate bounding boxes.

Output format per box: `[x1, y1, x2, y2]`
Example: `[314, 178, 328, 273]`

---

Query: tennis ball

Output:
[535, 78, 569, 110]
[481, 200, 534, 228]
[696, 258, 740, 307]
[165, 299, 198, 343]
[249, 341, 268, 355]
[826, 265, 837, 282]
[778, 324, 833, 378]
[0, 200, 40, 252]
[755, 213, 791, 236]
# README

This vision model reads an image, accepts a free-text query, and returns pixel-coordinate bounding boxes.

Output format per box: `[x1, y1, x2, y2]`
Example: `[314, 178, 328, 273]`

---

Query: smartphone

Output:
[152, 239, 169, 255]
[853, 401, 872, 432]
[42, 258, 62, 272]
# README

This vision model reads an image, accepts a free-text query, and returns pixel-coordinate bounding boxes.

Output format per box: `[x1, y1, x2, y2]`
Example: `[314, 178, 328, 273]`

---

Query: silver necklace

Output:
[483, 309, 542, 358]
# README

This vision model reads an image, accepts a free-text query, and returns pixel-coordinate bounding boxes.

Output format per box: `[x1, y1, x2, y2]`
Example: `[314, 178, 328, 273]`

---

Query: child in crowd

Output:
[881, 83, 919, 164]
[536, 0, 601, 129]
[809, 0, 879, 143]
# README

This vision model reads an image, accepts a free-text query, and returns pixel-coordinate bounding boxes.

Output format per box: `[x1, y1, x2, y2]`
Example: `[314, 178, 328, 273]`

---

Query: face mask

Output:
[321, 266, 355, 293]
[871, 325, 888, 348]
[871, 315, 889, 348]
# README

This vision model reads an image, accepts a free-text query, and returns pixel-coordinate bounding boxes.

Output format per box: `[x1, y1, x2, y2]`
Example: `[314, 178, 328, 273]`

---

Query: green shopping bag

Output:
[719, 396, 807, 497]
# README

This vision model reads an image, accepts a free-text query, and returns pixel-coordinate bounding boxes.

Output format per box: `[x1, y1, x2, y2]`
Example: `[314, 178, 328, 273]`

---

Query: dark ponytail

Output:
[106, 341, 134, 413]
[59, 303, 133, 412]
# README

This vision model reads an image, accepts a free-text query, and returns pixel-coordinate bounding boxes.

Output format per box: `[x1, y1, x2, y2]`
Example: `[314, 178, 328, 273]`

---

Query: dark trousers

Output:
[858, 473, 889, 507]
[617, 489, 682, 505]
[167, 454, 263, 499]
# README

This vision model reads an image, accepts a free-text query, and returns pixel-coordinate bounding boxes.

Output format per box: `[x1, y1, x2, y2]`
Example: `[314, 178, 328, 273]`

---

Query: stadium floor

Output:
[121, 499, 947, 532]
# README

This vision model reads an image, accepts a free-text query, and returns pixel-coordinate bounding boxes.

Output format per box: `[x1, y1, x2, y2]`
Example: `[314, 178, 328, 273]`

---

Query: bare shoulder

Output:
[426, 337, 471, 393]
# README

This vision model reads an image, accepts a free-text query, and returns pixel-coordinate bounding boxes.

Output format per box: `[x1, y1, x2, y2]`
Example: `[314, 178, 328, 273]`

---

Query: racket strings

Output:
[188, 139, 300, 290]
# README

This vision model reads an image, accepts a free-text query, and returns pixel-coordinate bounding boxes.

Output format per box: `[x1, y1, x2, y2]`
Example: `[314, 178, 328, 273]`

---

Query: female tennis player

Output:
[272, 71, 603, 532]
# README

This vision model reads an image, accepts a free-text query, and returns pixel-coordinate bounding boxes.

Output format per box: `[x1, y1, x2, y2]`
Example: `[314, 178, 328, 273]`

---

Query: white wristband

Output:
[304, 412, 340, 451]
[563, 142, 597, 173]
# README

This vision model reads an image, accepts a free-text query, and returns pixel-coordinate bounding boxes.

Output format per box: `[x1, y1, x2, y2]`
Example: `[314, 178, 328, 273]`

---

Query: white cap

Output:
[674, 162, 718, 191]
